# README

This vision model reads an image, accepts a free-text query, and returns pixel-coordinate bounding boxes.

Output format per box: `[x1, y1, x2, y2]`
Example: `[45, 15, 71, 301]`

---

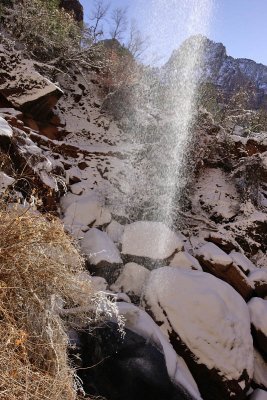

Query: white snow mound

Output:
[122, 221, 183, 259]
[143, 267, 254, 381]
[248, 298, 267, 334]
[110, 263, 150, 297]
[80, 228, 122, 265]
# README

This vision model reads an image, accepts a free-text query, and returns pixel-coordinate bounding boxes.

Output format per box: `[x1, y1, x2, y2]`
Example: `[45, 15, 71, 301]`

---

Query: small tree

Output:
[109, 7, 128, 41]
[90, 0, 110, 42]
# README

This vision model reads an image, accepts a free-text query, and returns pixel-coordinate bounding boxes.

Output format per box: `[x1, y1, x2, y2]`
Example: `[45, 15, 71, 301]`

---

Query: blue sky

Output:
[80, 0, 267, 66]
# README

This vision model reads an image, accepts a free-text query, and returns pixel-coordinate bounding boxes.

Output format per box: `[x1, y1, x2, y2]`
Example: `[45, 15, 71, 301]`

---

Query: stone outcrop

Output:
[0, 44, 62, 120]
[59, 0, 84, 22]
[195, 242, 254, 300]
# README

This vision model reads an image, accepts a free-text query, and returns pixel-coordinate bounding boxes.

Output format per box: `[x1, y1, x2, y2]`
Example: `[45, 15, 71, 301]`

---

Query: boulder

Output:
[248, 270, 267, 298]
[61, 192, 111, 238]
[80, 228, 122, 283]
[248, 298, 267, 358]
[142, 267, 253, 400]
[250, 389, 267, 400]
[110, 262, 150, 300]
[0, 116, 13, 140]
[253, 349, 267, 390]
[230, 251, 257, 276]
[169, 251, 202, 270]
[0, 172, 14, 193]
[74, 321, 200, 400]
[121, 221, 183, 268]
[106, 220, 124, 243]
[0, 44, 62, 120]
[111, 302, 202, 400]
[195, 242, 254, 300]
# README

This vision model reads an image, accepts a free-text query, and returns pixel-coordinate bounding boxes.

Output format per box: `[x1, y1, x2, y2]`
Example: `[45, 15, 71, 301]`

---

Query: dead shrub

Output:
[0, 204, 94, 399]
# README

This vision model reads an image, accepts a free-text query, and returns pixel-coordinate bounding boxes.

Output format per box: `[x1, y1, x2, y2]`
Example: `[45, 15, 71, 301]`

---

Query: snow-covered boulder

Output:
[0, 117, 13, 140]
[248, 270, 267, 298]
[253, 349, 267, 390]
[62, 193, 111, 238]
[169, 251, 202, 270]
[0, 172, 15, 193]
[121, 221, 183, 267]
[195, 242, 254, 300]
[80, 228, 122, 266]
[114, 302, 202, 400]
[230, 251, 257, 275]
[110, 262, 150, 299]
[248, 298, 267, 358]
[106, 220, 124, 243]
[250, 389, 267, 400]
[142, 267, 253, 400]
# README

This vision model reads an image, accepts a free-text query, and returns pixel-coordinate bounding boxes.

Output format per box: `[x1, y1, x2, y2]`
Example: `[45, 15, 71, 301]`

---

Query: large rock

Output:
[61, 192, 111, 238]
[250, 389, 267, 400]
[110, 262, 150, 300]
[80, 228, 122, 283]
[248, 298, 267, 358]
[0, 44, 62, 119]
[169, 251, 202, 270]
[74, 321, 200, 400]
[253, 349, 267, 390]
[248, 270, 267, 298]
[195, 242, 254, 300]
[142, 267, 254, 400]
[121, 221, 183, 268]
[59, 0, 84, 22]
[113, 302, 202, 400]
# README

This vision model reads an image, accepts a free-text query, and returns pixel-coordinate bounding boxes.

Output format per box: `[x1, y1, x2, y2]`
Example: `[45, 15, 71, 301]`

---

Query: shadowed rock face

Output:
[59, 0, 84, 22]
[71, 323, 196, 400]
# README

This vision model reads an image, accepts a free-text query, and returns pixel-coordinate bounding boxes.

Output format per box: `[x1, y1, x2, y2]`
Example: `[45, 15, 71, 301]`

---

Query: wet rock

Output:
[74, 321, 200, 400]
[142, 267, 253, 400]
[195, 242, 254, 300]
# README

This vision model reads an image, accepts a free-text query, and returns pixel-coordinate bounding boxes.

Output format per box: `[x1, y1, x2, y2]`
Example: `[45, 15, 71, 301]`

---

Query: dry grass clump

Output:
[0, 205, 94, 399]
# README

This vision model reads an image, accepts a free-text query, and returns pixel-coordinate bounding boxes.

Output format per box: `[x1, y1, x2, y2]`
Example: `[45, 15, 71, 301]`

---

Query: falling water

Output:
[110, 0, 214, 229]
[159, 0, 214, 225]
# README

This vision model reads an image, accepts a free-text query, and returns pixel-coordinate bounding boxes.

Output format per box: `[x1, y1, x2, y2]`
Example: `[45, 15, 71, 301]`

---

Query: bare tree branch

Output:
[127, 19, 149, 59]
[109, 7, 128, 41]
[90, 0, 110, 41]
